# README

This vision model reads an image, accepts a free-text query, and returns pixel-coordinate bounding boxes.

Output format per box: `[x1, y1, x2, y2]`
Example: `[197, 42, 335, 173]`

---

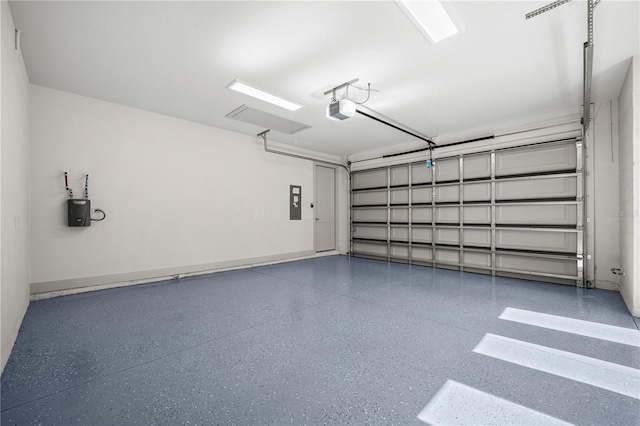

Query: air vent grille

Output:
[226, 105, 311, 135]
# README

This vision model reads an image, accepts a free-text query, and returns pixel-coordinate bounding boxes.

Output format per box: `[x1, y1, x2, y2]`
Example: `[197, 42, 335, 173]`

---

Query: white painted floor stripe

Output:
[417, 380, 573, 425]
[473, 334, 640, 399]
[499, 307, 640, 347]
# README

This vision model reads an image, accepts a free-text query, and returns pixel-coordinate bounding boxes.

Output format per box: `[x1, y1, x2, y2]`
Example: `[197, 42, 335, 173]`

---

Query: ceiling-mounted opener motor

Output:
[64, 172, 106, 227]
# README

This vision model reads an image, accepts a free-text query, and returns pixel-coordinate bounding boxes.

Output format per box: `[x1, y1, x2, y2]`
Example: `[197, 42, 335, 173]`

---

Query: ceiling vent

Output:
[225, 105, 311, 135]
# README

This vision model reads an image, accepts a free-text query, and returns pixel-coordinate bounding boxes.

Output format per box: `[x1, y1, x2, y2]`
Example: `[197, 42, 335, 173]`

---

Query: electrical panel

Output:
[290, 185, 301, 220]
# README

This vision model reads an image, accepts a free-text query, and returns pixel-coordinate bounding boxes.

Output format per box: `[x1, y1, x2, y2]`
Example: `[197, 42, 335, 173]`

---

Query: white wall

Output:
[618, 55, 640, 316]
[30, 85, 346, 293]
[1, 0, 31, 373]
[589, 100, 621, 290]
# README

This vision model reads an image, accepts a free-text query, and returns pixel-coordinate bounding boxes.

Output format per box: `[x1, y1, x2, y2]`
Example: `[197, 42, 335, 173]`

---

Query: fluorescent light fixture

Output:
[396, 0, 460, 44]
[227, 80, 303, 111]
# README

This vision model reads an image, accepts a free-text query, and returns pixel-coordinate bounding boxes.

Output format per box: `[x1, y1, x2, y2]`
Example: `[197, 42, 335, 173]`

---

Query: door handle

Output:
[315, 218, 319, 221]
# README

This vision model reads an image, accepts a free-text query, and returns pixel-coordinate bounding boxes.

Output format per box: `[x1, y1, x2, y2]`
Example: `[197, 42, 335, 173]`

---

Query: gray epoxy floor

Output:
[1, 255, 639, 425]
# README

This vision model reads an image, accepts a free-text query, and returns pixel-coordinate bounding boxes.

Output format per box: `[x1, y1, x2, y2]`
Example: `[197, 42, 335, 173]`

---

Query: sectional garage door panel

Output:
[390, 166, 409, 187]
[436, 207, 459, 223]
[390, 189, 409, 205]
[496, 229, 577, 253]
[352, 169, 387, 190]
[464, 206, 491, 224]
[496, 204, 578, 226]
[464, 229, 491, 247]
[432, 229, 491, 247]
[352, 241, 388, 256]
[464, 252, 492, 268]
[496, 254, 578, 277]
[412, 187, 433, 203]
[495, 143, 577, 177]
[352, 208, 387, 223]
[463, 154, 491, 180]
[390, 208, 409, 223]
[436, 185, 460, 203]
[496, 176, 577, 201]
[391, 245, 410, 259]
[436, 249, 459, 264]
[435, 228, 459, 245]
[353, 225, 387, 240]
[350, 138, 583, 286]
[391, 226, 409, 242]
[412, 227, 433, 243]
[412, 207, 433, 223]
[463, 183, 491, 202]
[411, 163, 433, 185]
[412, 247, 433, 262]
[352, 190, 387, 206]
[435, 158, 460, 182]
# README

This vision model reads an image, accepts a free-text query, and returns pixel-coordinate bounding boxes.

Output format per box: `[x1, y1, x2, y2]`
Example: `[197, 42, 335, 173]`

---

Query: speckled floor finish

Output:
[2, 255, 639, 425]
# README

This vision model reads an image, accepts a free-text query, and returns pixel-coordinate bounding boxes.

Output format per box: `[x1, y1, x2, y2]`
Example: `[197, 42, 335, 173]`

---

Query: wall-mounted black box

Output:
[67, 199, 91, 227]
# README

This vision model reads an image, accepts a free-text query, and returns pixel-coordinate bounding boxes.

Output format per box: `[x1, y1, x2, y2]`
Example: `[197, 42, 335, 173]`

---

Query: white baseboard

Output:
[31, 250, 341, 300]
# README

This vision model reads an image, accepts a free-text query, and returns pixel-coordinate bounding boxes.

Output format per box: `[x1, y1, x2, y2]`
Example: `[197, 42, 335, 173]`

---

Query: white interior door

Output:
[315, 165, 336, 252]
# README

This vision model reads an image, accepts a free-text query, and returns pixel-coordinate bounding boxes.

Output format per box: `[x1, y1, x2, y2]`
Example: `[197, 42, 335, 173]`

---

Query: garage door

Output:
[350, 139, 584, 286]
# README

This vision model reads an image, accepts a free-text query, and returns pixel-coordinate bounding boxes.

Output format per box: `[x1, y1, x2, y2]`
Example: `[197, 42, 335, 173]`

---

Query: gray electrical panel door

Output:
[290, 185, 302, 220]
[350, 139, 583, 286]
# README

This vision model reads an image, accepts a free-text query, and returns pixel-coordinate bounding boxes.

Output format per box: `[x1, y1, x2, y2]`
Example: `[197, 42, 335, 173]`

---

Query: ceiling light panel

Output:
[396, 0, 460, 44]
[227, 80, 303, 111]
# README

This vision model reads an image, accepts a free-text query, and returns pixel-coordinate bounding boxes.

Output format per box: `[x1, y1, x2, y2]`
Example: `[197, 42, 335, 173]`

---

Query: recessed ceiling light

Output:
[396, 0, 460, 44]
[227, 80, 303, 111]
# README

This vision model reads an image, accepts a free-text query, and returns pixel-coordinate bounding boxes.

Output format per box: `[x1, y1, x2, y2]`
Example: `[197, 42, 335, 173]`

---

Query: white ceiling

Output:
[9, 1, 640, 157]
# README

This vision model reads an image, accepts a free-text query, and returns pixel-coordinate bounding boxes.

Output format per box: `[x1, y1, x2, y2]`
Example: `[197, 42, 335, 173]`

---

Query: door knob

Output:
[315, 218, 319, 221]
